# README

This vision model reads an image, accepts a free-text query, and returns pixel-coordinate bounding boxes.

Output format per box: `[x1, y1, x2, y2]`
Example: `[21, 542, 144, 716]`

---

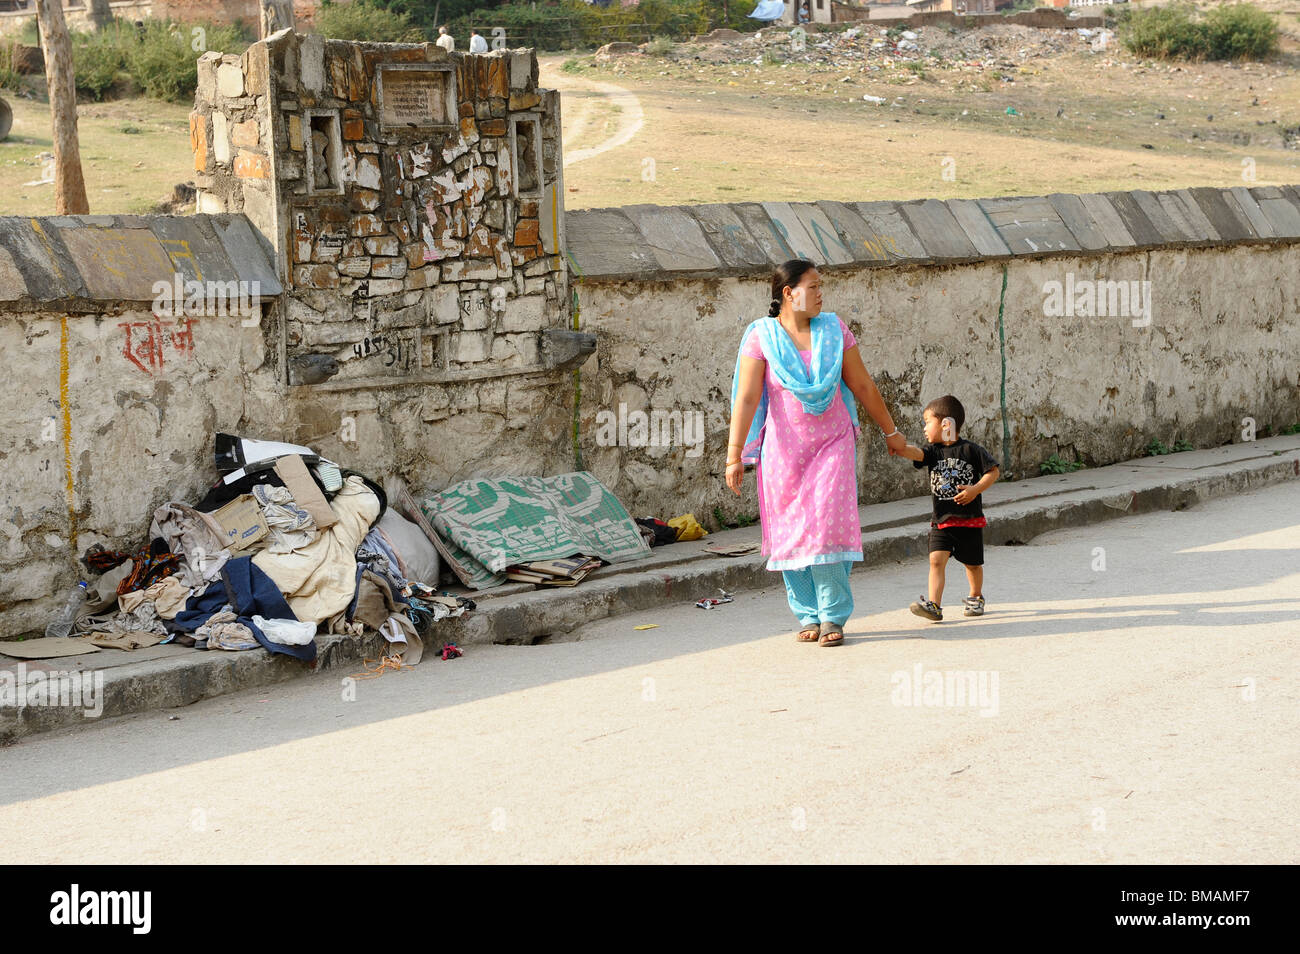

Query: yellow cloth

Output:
[667, 513, 708, 541]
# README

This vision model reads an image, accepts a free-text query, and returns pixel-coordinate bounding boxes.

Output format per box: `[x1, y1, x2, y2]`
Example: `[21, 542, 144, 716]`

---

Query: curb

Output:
[3, 440, 1297, 741]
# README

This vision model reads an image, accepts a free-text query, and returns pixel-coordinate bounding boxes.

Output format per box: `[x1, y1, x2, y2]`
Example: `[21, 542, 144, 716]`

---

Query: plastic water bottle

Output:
[44, 581, 89, 639]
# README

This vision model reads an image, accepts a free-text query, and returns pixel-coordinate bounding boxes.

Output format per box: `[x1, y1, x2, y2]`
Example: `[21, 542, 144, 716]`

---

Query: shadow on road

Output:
[1, 485, 1296, 805]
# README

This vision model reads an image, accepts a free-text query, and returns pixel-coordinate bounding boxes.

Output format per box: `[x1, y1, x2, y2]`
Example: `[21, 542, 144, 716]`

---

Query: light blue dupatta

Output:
[731, 311, 859, 464]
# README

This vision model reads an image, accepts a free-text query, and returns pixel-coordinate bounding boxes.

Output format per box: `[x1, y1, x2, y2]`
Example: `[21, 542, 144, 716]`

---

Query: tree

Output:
[35, 0, 89, 215]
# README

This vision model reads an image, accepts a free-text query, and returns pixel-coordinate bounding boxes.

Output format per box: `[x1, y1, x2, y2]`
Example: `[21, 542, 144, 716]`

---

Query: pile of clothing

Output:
[73, 433, 473, 665]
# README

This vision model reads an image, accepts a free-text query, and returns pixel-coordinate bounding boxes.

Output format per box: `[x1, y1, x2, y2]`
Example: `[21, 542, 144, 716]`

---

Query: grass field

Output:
[1, 5, 1298, 217]
[0, 94, 194, 216]
[546, 34, 1300, 209]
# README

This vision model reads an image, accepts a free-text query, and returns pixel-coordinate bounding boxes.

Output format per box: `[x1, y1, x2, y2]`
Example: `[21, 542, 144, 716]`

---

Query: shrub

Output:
[316, 0, 426, 42]
[126, 21, 204, 101]
[645, 35, 675, 55]
[1204, 3, 1279, 60]
[73, 26, 130, 101]
[0, 39, 23, 92]
[1122, 2, 1278, 61]
[1122, 3, 1210, 60]
[70, 19, 252, 102]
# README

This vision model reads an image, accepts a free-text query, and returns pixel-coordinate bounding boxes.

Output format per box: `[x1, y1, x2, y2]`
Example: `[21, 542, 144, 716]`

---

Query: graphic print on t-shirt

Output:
[929, 456, 976, 500]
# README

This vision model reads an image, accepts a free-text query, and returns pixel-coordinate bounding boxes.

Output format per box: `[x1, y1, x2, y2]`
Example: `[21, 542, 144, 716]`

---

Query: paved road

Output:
[1, 483, 1296, 863]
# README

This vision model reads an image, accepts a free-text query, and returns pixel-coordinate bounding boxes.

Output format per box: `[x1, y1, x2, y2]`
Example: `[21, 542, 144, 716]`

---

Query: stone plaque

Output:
[380, 69, 448, 128]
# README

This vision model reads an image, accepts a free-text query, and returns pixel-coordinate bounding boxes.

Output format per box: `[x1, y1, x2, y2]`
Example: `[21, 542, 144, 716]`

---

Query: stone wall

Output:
[189, 33, 569, 385]
[0, 35, 583, 638]
[0, 214, 279, 635]
[3, 30, 1298, 638]
[908, 8, 1104, 28]
[565, 188, 1300, 522]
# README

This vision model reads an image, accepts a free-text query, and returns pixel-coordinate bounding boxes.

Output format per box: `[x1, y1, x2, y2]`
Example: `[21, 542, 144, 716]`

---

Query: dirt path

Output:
[539, 56, 645, 167]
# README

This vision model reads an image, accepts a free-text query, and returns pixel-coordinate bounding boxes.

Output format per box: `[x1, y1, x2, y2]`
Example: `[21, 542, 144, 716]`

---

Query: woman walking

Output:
[727, 260, 907, 646]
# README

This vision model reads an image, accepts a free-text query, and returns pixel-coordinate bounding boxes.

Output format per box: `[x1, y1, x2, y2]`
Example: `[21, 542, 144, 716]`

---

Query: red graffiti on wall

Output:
[119, 317, 198, 375]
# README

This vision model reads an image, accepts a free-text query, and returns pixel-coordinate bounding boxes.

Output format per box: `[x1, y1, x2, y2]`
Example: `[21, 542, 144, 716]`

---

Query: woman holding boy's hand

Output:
[727, 260, 907, 646]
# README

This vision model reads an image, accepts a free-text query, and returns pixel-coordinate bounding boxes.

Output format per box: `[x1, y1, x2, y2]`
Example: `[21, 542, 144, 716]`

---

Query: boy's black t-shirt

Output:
[913, 439, 999, 525]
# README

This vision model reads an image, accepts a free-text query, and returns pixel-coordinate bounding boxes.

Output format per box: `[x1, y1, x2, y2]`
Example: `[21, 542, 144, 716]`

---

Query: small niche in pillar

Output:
[510, 115, 542, 198]
[305, 110, 343, 195]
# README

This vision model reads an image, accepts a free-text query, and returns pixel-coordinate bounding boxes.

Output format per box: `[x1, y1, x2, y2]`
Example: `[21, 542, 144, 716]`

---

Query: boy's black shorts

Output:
[928, 525, 984, 566]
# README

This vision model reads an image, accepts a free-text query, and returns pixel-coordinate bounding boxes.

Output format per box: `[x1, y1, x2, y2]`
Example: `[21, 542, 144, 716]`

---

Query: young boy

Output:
[892, 395, 1000, 621]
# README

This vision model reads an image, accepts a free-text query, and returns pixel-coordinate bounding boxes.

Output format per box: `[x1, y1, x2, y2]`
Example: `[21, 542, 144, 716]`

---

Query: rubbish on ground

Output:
[635, 516, 677, 547]
[863, 95, 886, 105]
[251, 484, 316, 553]
[695, 588, 735, 609]
[214, 494, 270, 551]
[634, 624, 659, 631]
[273, 454, 338, 529]
[1006, 107, 1020, 116]
[705, 542, 760, 557]
[440, 643, 463, 660]
[668, 513, 708, 541]
[645, 20, 1119, 77]
[0, 637, 100, 659]
[351, 654, 412, 680]
[45, 581, 88, 639]
[506, 555, 603, 587]
[52, 431, 483, 672]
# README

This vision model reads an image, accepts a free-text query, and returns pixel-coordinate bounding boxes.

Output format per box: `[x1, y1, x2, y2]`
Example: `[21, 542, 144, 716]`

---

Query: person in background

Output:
[436, 26, 455, 52]
[469, 29, 489, 53]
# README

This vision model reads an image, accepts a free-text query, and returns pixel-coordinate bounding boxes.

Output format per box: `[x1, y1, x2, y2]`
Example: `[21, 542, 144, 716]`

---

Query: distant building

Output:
[856, 1, 913, 21]
[905, 0, 997, 13]
[781, 0, 834, 25]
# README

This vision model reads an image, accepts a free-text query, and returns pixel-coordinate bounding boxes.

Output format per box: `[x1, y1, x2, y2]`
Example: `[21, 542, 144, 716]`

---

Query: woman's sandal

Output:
[796, 624, 821, 642]
[818, 622, 844, 647]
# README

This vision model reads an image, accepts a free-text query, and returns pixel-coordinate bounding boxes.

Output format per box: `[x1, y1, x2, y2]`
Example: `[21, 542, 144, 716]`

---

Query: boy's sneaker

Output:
[963, 595, 986, 617]
[909, 597, 942, 621]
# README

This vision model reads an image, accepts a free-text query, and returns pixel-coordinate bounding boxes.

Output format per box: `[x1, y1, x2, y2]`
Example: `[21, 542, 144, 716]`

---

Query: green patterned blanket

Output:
[420, 472, 651, 589]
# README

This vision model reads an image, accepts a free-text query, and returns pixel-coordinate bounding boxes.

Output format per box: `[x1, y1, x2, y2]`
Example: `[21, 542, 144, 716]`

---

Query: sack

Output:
[377, 508, 442, 584]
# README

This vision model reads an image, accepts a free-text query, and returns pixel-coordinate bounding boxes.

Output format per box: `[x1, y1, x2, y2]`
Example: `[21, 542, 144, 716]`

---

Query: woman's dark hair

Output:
[924, 395, 966, 434]
[768, 259, 817, 318]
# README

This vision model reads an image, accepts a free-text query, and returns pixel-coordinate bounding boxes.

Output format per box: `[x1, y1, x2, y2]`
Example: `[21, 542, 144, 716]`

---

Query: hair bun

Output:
[767, 299, 781, 318]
